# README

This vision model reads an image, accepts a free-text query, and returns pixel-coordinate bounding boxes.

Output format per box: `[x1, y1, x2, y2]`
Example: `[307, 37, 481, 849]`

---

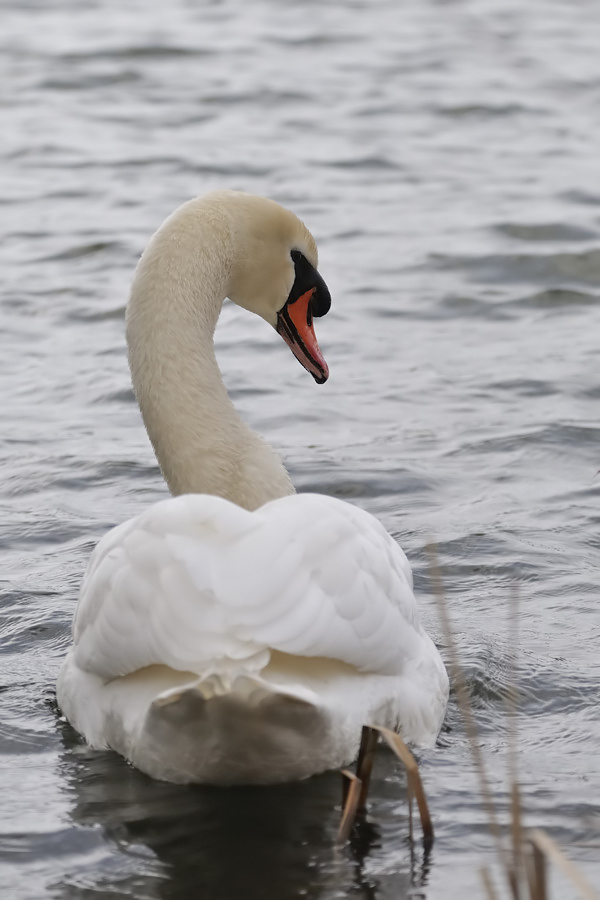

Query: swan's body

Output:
[57, 191, 448, 784]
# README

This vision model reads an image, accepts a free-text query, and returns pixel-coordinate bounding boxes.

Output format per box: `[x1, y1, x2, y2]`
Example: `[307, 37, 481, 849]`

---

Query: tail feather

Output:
[134, 674, 330, 784]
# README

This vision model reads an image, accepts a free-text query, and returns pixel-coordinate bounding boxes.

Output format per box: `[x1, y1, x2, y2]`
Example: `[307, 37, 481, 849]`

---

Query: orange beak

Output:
[276, 288, 329, 384]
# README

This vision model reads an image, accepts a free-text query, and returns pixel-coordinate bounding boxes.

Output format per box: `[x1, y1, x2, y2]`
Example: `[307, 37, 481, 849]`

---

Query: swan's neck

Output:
[125, 203, 294, 511]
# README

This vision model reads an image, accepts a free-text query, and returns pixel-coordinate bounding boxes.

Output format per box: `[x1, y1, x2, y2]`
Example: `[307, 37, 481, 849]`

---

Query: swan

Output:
[57, 191, 448, 784]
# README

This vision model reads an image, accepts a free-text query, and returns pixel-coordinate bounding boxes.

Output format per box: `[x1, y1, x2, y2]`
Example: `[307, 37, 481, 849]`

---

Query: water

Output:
[1, 0, 599, 897]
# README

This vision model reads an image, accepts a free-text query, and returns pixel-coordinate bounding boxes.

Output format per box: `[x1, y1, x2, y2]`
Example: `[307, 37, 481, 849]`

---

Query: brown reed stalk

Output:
[337, 770, 363, 844]
[337, 549, 598, 900]
[528, 830, 599, 900]
[430, 549, 599, 900]
[336, 724, 434, 847]
[427, 543, 514, 891]
[506, 588, 523, 899]
[481, 865, 501, 900]
[526, 838, 547, 900]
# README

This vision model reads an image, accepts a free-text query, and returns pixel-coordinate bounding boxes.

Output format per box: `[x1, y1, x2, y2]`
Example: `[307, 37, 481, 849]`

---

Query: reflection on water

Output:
[56, 720, 426, 900]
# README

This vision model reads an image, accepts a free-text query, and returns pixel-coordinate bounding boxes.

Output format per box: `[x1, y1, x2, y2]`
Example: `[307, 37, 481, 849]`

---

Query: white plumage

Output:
[57, 191, 448, 783]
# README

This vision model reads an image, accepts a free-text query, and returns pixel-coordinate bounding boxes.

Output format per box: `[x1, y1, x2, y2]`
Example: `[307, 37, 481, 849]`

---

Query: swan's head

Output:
[222, 192, 331, 384]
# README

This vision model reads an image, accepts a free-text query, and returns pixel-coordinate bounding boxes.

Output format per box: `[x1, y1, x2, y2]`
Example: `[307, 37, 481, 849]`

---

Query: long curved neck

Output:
[125, 200, 294, 511]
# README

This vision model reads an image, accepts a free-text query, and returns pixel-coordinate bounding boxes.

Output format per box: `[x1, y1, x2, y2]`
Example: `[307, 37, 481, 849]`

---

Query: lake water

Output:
[1, 0, 599, 897]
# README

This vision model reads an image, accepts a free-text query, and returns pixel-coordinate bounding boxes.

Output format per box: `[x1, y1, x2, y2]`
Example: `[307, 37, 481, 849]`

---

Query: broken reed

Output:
[337, 724, 434, 847]
[337, 546, 599, 900]
[427, 544, 598, 900]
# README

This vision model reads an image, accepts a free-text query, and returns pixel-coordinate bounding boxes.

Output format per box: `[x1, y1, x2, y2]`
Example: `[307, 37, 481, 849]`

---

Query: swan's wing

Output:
[71, 493, 429, 683]
[72, 495, 268, 681]
[220, 493, 423, 674]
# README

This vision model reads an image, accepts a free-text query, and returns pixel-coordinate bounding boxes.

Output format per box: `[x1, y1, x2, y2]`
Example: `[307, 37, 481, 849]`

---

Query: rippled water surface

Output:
[2, 1, 600, 897]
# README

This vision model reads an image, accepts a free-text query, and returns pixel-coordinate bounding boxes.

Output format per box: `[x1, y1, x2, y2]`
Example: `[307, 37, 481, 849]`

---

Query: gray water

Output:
[1, 0, 599, 897]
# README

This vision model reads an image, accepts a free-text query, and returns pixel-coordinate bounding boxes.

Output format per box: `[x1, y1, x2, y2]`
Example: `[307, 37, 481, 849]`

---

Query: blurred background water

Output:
[1, 0, 599, 897]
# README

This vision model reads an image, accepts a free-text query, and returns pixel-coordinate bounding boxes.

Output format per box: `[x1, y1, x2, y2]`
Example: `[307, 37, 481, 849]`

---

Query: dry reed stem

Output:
[526, 840, 547, 900]
[336, 724, 434, 847]
[510, 782, 523, 899]
[427, 544, 513, 885]
[481, 866, 501, 900]
[337, 770, 363, 844]
[371, 725, 434, 847]
[355, 724, 379, 810]
[429, 550, 597, 900]
[506, 589, 523, 899]
[528, 829, 599, 900]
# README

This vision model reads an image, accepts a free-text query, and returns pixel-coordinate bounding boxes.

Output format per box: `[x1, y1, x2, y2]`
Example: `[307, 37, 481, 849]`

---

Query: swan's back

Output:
[58, 493, 448, 783]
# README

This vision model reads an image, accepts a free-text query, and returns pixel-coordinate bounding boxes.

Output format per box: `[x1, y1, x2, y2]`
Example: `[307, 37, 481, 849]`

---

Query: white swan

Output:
[57, 191, 448, 784]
